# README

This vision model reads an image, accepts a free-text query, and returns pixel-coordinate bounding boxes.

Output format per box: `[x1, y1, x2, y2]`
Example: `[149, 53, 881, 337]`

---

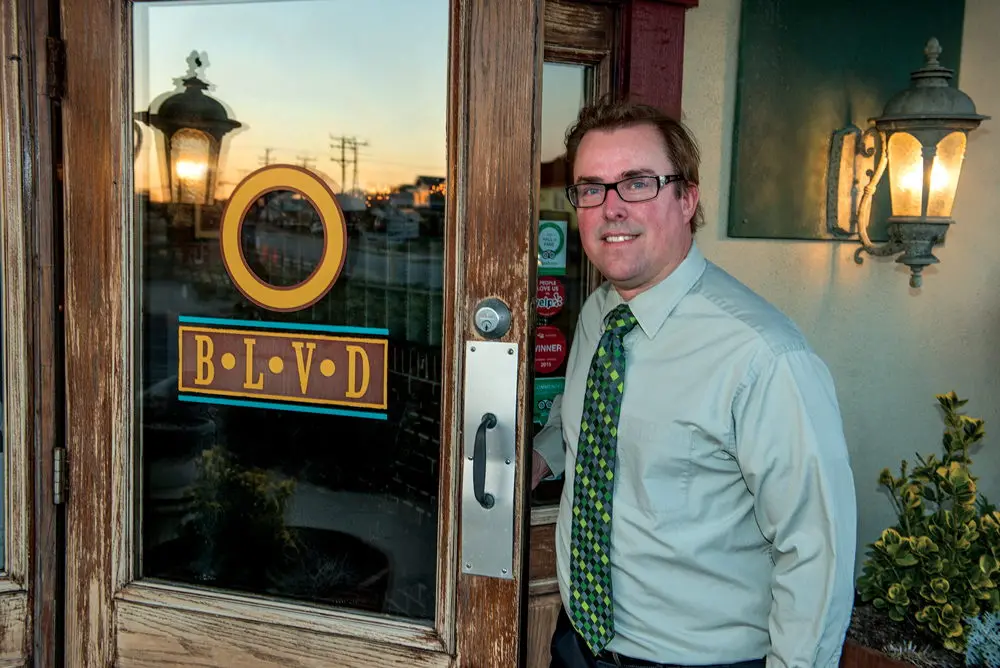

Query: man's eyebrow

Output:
[622, 168, 657, 178]
[573, 168, 658, 184]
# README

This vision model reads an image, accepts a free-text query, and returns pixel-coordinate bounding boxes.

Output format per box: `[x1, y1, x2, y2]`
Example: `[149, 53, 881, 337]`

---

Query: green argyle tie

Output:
[568, 303, 638, 654]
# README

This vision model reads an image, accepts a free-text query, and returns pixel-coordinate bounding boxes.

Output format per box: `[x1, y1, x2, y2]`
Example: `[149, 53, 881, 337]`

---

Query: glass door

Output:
[59, 0, 543, 665]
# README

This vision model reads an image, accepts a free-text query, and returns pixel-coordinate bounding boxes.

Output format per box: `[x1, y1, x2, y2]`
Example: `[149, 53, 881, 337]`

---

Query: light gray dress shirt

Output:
[534, 243, 857, 667]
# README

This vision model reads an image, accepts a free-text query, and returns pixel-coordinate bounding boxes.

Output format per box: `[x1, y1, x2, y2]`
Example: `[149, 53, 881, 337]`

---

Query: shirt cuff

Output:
[533, 395, 567, 477]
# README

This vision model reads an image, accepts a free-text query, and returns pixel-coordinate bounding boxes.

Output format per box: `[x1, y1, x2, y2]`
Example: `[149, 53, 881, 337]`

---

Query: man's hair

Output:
[564, 98, 705, 233]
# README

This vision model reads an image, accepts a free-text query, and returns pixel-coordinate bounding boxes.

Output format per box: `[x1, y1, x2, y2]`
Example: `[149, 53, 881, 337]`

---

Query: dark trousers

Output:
[549, 608, 766, 668]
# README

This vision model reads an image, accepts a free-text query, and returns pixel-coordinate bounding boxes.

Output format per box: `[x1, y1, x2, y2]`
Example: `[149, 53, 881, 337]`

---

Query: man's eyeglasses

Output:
[565, 174, 686, 208]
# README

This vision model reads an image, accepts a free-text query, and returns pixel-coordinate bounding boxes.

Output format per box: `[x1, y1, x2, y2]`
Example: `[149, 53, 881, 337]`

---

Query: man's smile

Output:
[601, 232, 639, 244]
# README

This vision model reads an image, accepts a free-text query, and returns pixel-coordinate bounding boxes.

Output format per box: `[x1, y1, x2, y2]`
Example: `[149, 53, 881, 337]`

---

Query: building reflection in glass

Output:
[133, 0, 448, 624]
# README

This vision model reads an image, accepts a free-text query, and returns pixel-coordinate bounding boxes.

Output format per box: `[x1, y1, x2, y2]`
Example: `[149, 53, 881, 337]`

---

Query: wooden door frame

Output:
[59, 0, 542, 666]
[542, 0, 699, 121]
[0, 0, 32, 660]
[2, 0, 64, 662]
[615, 0, 699, 120]
[16, 0, 65, 663]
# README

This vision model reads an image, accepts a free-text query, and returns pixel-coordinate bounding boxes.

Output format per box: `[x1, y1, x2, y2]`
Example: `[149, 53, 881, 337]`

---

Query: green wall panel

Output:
[727, 0, 966, 240]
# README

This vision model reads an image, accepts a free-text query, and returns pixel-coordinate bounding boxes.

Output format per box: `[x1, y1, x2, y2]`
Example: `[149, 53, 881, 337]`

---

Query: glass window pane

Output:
[531, 62, 592, 507]
[134, 0, 447, 623]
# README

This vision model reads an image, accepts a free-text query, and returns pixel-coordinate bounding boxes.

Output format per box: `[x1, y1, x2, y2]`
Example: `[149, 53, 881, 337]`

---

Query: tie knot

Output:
[604, 304, 638, 338]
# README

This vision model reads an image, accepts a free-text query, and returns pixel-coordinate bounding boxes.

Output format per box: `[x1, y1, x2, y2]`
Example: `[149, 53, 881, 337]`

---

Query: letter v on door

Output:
[291, 341, 316, 394]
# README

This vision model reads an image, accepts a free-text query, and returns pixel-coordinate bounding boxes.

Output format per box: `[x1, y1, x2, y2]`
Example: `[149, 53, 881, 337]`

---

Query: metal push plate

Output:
[460, 341, 518, 579]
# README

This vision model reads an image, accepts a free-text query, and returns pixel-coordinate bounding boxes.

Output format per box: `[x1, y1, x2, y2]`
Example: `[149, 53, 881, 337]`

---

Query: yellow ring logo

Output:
[219, 164, 347, 312]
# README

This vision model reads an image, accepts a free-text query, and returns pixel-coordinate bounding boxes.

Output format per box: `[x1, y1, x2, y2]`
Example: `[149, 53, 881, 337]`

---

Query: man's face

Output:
[572, 123, 699, 301]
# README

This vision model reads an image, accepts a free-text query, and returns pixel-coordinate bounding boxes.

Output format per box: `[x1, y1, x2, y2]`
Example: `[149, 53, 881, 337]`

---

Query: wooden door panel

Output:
[61, 0, 541, 666]
[60, 0, 125, 662]
[457, 0, 542, 664]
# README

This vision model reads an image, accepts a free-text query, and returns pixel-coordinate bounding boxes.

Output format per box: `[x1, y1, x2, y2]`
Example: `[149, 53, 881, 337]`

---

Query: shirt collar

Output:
[602, 241, 707, 339]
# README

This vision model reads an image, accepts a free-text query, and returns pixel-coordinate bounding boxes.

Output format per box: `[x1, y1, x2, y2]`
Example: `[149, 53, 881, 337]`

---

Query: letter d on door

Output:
[345, 345, 370, 399]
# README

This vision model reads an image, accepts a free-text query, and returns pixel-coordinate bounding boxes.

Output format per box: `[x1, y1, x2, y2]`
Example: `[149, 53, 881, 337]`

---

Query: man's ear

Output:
[681, 183, 700, 222]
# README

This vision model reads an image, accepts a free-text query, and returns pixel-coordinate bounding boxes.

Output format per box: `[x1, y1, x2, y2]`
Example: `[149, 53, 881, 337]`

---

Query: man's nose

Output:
[602, 188, 627, 220]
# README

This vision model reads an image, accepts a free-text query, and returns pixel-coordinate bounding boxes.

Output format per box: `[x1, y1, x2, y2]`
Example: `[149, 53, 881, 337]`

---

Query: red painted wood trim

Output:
[616, 0, 696, 120]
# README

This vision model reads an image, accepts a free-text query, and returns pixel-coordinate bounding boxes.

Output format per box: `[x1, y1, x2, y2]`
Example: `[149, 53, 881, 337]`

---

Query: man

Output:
[532, 99, 857, 668]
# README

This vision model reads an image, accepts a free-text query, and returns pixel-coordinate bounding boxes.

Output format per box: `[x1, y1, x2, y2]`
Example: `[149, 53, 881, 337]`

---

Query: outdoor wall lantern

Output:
[829, 38, 988, 288]
[136, 51, 242, 206]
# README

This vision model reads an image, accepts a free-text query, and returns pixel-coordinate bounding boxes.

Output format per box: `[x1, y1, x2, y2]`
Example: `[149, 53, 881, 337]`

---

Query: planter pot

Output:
[143, 414, 217, 547]
[840, 640, 916, 668]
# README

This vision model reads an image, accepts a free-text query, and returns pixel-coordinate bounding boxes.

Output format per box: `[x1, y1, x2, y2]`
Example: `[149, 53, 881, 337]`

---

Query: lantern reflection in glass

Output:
[137, 51, 241, 206]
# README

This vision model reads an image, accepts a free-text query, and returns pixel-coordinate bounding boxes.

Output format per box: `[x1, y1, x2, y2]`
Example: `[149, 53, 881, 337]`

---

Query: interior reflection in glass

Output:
[134, 0, 446, 622]
[239, 190, 325, 288]
[531, 62, 592, 507]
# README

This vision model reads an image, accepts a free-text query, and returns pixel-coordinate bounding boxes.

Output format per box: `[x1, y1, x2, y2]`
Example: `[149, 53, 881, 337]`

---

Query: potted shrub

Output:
[145, 444, 392, 613]
[842, 392, 1000, 667]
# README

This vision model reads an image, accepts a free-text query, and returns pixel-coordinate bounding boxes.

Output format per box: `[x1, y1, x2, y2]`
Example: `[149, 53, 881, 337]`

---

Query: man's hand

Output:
[531, 451, 551, 490]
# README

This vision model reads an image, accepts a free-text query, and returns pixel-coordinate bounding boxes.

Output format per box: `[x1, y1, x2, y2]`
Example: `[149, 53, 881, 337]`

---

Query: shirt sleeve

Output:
[732, 348, 858, 668]
[533, 392, 567, 477]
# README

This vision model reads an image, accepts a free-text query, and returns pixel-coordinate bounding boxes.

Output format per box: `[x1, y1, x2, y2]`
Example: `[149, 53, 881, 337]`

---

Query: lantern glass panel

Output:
[170, 128, 212, 204]
[926, 131, 966, 217]
[888, 130, 967, 218]
[887, 131, 924, 217]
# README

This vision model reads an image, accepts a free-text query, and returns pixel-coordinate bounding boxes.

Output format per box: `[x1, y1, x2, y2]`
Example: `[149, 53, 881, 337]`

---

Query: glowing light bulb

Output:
[176, 160, 208, 180]
[897, 159, 952, 196]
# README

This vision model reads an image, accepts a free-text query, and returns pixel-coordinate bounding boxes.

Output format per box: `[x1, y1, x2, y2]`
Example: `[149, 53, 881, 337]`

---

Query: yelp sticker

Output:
[536, 277, 565, 317]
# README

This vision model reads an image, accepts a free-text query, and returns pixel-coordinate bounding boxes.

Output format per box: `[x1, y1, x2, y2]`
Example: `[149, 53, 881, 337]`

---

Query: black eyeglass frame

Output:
[565, 174, 686, 208]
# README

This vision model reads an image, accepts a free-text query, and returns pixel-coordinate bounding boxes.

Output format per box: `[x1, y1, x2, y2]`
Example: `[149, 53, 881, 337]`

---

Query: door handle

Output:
[461, 341, 517, 579]
[473, 413, 498, 509]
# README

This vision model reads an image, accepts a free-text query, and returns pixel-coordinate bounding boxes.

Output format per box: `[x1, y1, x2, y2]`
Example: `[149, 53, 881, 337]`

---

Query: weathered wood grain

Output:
[455, 0, 543, 666]
[545, 0, 613, 53]
[526, 592, 561, 668]
[0, 593, 28, 665]
[17, 0, 62, 660]
[116, 600, 453, 668]
[61, 0, 127, 664]
[117, 582, 447, 654]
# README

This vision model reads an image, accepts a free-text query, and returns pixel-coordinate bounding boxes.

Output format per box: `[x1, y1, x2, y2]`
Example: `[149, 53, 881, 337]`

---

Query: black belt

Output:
[594, 651, 765, 668]
[593, 650, 673, 667]
[553, 607, 765, 668]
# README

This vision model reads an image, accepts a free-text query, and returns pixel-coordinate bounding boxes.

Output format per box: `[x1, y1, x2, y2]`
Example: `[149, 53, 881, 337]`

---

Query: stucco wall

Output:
[682, 0, 1000, 572]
